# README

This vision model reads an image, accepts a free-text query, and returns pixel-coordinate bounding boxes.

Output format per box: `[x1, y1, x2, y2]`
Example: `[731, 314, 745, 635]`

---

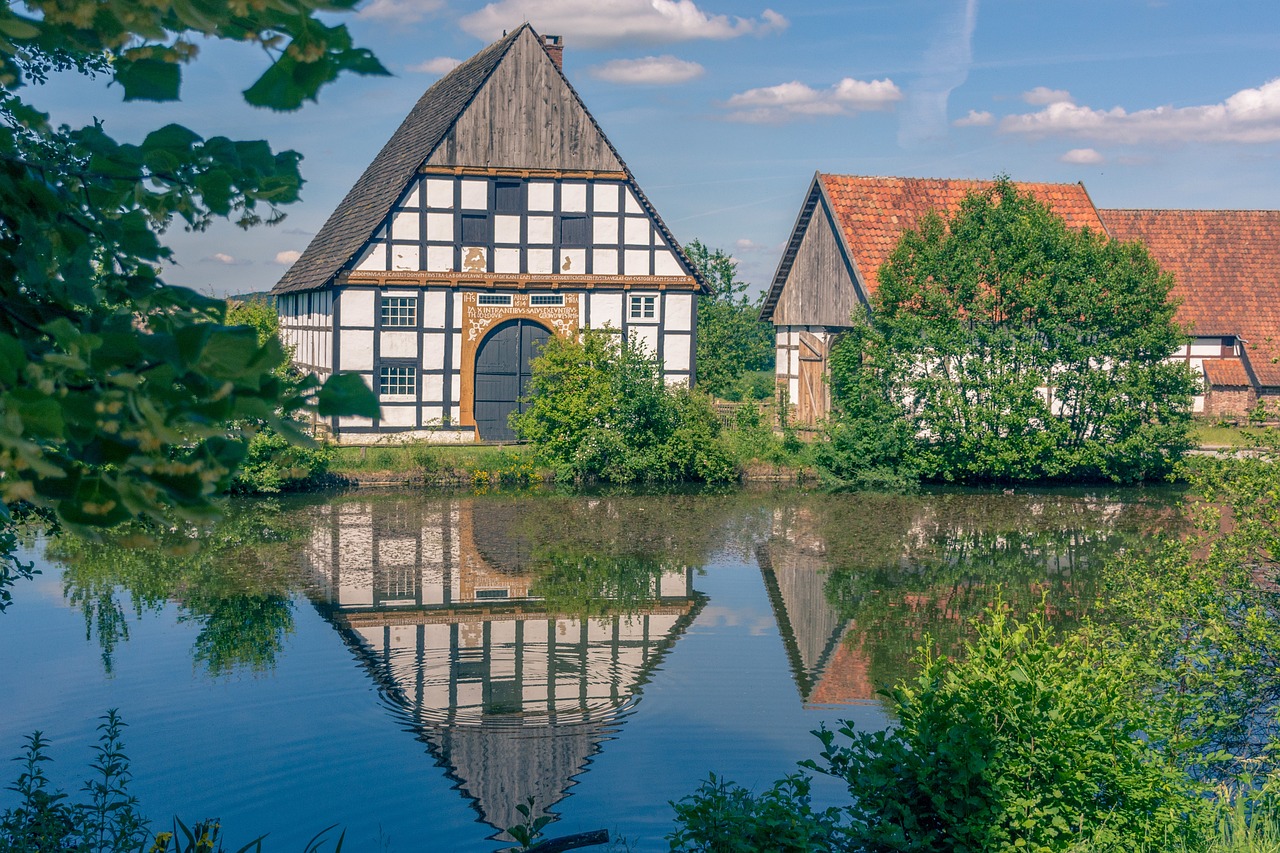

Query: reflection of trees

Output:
[755, 490, 1183, 707]
[818, 491, 1182, 695]
[49, 503, 305, 675]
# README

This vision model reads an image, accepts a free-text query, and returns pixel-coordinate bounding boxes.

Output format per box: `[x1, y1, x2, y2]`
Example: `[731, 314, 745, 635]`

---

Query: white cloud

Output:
[1001, 77, 1280, 144]
[723, 77, 901, 123]
[734, 238, 765, 251]
[1060, 147, 1104, 164]
[204, 252, 248, 266]
[461, 0, 787, 47]
[408, 56, 463, 75]
[589, 55, 704, 85]
[953, 109, 994, 127]
[1022, 86, 1073, 106]
[358, 0, 443, 23]
[275, 250, 302, 266]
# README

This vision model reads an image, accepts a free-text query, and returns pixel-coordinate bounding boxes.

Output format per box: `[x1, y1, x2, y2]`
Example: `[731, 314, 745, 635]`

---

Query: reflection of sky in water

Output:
[0, 487, 1179, 851]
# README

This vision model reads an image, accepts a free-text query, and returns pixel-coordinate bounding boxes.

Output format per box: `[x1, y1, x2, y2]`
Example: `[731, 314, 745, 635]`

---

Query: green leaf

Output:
[116, 58, 182, 102]
[316, 372, 378, 418]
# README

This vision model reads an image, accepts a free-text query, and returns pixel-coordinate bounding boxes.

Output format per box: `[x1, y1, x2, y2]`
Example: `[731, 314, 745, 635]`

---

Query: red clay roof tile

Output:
[818, 174, 1107, 299]
[1100, 210, 1280, 387]
[1202, 358, 1252, 388]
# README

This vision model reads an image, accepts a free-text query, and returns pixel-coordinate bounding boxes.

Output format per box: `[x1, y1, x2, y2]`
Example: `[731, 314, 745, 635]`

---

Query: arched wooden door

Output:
[474, 319, 550, 441]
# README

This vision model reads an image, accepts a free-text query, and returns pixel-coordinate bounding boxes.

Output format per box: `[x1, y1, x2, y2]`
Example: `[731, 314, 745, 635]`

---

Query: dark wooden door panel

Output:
[474, 319, 551, 441]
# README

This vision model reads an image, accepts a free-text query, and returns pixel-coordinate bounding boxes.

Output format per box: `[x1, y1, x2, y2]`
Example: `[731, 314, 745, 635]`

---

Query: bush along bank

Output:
[667, 453, 1280, 852]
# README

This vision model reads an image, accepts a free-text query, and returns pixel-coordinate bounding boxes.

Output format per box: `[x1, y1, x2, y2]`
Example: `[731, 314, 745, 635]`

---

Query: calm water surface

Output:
[0, 487, 1181, 851]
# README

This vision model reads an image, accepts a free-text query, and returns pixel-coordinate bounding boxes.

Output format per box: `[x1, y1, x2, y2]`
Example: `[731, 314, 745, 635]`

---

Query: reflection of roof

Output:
[808, 629, 875, 706]
[762, 174, 1105, 320]
[1100, 209, 1280, 387]
[756, 542, 848, 704]
[1203, 358, 1252, 388]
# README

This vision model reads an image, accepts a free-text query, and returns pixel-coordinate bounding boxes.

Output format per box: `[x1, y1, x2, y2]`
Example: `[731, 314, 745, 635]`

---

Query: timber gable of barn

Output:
[272, 24, 705, 443]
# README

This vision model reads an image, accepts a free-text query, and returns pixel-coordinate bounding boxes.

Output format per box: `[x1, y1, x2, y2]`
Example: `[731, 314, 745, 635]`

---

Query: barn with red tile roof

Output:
[760, 173, 1106, 426]
[1099, 209, 1280, 418]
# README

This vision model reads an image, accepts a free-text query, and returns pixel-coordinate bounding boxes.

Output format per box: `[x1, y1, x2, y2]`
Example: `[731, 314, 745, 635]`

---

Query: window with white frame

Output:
[380, 296, 417, 327]
[629, 294, 656, 320]
[477, 293, 513, 306]
[378, 365, 415, 396]
[530, 294, 564, 306]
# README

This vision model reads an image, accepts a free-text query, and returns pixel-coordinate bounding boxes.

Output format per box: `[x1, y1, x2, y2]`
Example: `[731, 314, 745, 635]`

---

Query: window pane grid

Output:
[530, 294, 564, 306]
[379, 366, 415, 396]
[380, 297, 417, 327]
[477, 294, 513, 306]
[629, 295, 656, 319]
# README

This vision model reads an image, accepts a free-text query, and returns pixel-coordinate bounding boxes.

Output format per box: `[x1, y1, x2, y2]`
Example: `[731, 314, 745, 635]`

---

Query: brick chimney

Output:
[541, 34, 564, 71]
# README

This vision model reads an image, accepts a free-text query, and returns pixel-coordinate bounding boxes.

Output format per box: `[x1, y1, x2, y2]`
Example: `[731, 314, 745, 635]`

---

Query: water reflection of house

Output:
[756, 506, 875, 706]
[303, 498, 701, 834]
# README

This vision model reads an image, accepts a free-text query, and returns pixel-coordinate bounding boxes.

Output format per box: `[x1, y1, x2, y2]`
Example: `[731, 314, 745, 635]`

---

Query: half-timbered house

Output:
[1099, 209, 1280, 418]
[273, 25, 704, 442]
[759, 173, 1106, 425]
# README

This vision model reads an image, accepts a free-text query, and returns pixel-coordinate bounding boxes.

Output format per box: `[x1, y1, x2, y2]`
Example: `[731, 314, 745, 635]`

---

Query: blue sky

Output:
[38, 0, 1280, 297]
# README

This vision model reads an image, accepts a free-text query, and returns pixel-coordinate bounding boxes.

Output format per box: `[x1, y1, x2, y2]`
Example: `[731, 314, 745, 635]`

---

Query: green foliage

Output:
[807, 608, 1205, 852]
[1, 713, 347, 852]
[667, 773, 844, 853]
[1, 711, 148, 853]
[502, 797, 553, 851]
[687, 241, 774, 398]
[49, 504, 305, 676]
[0, 0, 380, 608]
[815, 323, 920, 491]
[513, 329, 736, 484]
[228, 430, 333, 495]
[1097, 453, 1280, 784]
[829, 178, 1198, 485]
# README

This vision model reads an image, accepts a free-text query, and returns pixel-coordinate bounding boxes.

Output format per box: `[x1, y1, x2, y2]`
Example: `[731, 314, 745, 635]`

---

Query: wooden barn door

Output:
[796, 331, 828, 427]
[474, 319, 550, 441]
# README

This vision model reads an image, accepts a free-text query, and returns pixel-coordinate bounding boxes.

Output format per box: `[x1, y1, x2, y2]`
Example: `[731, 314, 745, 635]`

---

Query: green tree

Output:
[827, 178, 1198, 485]
[512, 328, 735, 484]
[0, 0, 383, 608]
[687, 240, 774, 398]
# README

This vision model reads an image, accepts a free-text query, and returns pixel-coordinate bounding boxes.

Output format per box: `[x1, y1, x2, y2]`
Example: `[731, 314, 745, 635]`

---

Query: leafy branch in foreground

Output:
[0, 1, 385, 608]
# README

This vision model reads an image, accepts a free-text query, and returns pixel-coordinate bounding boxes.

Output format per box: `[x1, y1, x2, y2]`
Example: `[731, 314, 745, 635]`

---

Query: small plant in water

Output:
[502, 797, 553, 851]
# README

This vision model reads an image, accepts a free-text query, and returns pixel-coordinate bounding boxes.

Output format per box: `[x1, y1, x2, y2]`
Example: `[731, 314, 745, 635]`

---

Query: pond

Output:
[0, 486, 1182, 851]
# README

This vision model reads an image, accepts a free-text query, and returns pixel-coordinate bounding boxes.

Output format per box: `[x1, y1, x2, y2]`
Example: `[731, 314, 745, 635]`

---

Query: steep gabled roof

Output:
[762, 174, 1105, 322]
[274, 28, 522, 295]
[273, 23, 706, 295]
[1099, 209, 1280, 388]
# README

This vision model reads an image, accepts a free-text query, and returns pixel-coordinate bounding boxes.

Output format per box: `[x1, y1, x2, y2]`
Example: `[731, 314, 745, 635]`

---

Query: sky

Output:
[35, 0, 1280, 297]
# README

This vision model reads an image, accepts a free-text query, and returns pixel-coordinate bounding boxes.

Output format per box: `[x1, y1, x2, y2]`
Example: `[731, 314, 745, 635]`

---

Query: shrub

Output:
[806, 608, 1206, 852]
[228, 428, 334, 494]
[667, 773, 844, 853]
[513, 329, 735, 484]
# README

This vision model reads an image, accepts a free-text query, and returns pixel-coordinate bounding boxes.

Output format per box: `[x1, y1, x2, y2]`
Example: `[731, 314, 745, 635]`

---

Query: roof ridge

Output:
[272, 27, 525, 294]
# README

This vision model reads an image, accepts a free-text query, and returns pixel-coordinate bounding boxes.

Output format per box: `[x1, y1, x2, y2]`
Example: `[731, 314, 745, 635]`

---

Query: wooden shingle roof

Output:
[273, 24, 705, 295]
[1100, 209, 1280, 388]
[762, 174, 1105, 322]
[273, 28, 522, 295]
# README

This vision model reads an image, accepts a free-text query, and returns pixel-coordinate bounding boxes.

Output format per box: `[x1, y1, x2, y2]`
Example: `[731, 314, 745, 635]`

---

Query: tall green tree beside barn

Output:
[0, 0, 382, 609]
[687, 240, 774, 398]
[827, 179, 1198, 484]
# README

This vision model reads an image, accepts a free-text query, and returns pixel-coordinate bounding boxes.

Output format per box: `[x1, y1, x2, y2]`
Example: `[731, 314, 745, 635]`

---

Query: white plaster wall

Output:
[589, 292, 623, 329]
[423, 332, 446, 370]
[339, 330, 374, 371]
[381, 331, 418, 359]
[380, 406, 416, 427]
[632, 324, 660, 356]
[665, 292, 693, 331]
[422, 373, 443, 401]
[663, 334, 691, 372]
[1189, 341, 1226, 357]
[655, 250, 683, 276]
[342, 290, 376, 327]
